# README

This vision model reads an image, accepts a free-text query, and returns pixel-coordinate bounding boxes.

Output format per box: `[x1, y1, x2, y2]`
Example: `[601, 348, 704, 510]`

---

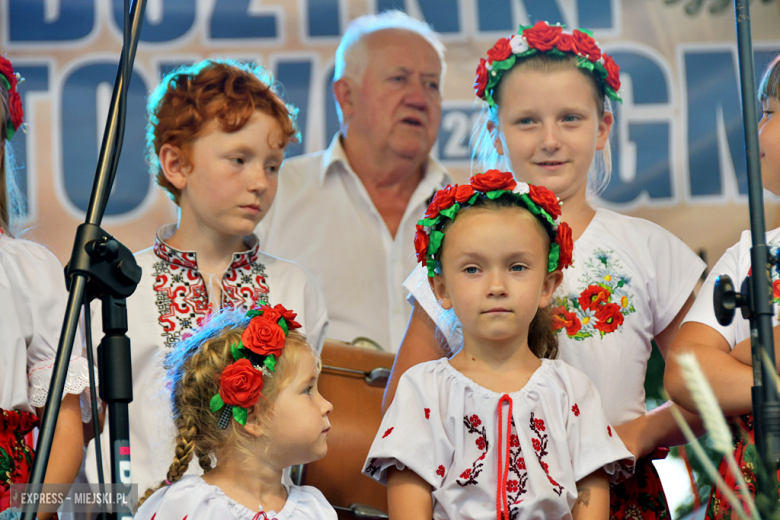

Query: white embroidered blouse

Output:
[364, 358, 634, 520]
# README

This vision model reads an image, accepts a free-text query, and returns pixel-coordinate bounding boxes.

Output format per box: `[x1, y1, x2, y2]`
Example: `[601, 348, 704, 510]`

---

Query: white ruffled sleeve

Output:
[558, 362, 635, 484]
[363, 363, 454, 488]
[0, 237, 97, 422]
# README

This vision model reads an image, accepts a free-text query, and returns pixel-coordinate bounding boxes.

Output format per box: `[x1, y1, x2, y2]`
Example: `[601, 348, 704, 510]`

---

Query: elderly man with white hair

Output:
[256, 11, 451, 353]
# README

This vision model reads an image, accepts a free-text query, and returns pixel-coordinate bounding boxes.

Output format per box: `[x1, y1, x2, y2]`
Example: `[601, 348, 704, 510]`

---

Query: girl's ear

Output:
[488, 120, 505, 156]
[596, 111, 614, 151]
[159, 143, 190, 192]
[431, 273, 453, 310]
[538, 269, 564, 309]
[242, 406, 265, 438]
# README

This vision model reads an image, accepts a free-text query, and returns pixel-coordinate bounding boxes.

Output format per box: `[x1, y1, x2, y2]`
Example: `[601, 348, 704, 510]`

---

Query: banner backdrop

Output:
[3, 0, 780, 274]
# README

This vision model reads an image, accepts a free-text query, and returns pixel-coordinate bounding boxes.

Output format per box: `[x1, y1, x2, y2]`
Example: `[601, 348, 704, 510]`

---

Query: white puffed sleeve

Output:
[363, 364, 454, 488]
[559, 364, 635, 484]
[0, 236, 96, 421]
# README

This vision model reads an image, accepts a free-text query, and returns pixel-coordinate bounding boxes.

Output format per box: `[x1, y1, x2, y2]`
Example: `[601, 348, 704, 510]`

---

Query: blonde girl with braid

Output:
[0, 56, 92, 517]
[135, 305, 335, 520]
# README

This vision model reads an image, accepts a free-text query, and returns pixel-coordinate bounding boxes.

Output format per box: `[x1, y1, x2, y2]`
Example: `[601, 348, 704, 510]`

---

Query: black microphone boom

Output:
[21, 1, 147, 519]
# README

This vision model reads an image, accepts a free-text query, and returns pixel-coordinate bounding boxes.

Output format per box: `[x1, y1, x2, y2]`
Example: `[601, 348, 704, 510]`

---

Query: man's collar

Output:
[318, 132, 450, 188]
[153, 224, 260, 270]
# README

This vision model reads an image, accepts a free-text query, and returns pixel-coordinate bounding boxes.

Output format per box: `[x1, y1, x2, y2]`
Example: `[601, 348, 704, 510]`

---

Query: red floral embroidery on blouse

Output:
[510, 434, 519, 448]
[436, 465, 445, 477]
[607, 426, 612, 437]
[469, 414, 481, 427]
[506, 480, 519, 493]
[382, 427, 394, 438]
[572, 404, 580, 416]
[456, 414, 490, 487]
[517, 458, 526, 470]
[460, 468, 472, 479]
[530, 412, 564, 496]
[425, 408, 430, 419]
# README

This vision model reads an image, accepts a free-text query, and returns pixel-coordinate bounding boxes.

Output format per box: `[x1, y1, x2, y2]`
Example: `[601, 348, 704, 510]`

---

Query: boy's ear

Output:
[487, 120, 505, 156]
[539, 269, 564, 309]
[159, 143, 190, 192]
[431, 273, 453, 311]
[333, 78, 355, 122]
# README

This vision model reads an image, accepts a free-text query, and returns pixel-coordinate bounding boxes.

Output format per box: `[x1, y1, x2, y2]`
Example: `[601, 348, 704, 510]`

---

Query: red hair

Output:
[146, 59, 299, 204]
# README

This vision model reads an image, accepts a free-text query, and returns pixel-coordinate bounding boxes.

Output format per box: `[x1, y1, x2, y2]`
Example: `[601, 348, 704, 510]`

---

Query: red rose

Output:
[522, 21, 562, 52]
[241, 316, 286, 356]
[555, 222, 574, 270]
[552, 305, 581, 337]
[0, 57, 17, 91]
[578, 284, 611, 311]
[603, 54, 621, 91]
[414, 225, 430, 263]
[454, 184, 475, 203]
[572, 30, 601, 62]
[474, 58, 489, 98]
[556, 33, 578, 54]
[487, 37, 513, 62]
[527, 184, 561, 220]
[272, 303, 301, 329]
[8, 91, 23, 131]
[219, 358, 264, 409]
[773, 280, 780, 299]
[469, 170, 517, 192]
[256, 305, 282, 324]
[594, 303, 624, 334]
[424, 185, 457, 218]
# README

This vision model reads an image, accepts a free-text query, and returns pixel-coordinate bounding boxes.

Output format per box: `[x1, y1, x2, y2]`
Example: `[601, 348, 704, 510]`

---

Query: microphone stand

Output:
[713, 1, 780, 518]
[21, 1, 147, 519]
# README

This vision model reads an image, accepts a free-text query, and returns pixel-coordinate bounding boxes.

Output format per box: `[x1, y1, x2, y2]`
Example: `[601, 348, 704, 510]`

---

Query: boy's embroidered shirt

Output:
[363, 358, 633, 520]
[85, 224, 329, 492]
[133, 476, 337, 520]
[0, 234, 95, 421]
[403, 208, 705, 426]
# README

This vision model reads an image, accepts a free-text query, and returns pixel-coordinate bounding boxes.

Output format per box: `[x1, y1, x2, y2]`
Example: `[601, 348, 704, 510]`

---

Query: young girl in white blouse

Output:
[0, 56, 90, 516]
[135, 305, 336, 520]
[387, 22, 705, 520]
[365, 173, 633, 520]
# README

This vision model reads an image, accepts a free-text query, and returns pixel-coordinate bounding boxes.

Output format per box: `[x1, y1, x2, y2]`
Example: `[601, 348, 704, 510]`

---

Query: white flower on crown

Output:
[553, 216, 562, 231]
[512, 182, 530, 196]
[423, 225, 433, 235]
[510, 35, 529, 55]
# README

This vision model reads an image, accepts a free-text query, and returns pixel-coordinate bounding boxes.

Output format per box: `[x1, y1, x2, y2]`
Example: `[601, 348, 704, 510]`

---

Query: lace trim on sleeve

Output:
[28, 356, 100, 423]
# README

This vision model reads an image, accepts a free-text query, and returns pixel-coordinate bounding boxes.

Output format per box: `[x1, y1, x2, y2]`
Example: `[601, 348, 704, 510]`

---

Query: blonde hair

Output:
[0, 80, 24, 237]
[139, 309, 317, 505]
[471, 53, 613, 198]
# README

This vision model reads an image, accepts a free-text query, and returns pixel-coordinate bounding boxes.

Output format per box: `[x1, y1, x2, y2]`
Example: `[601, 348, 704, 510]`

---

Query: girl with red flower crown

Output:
[666, 54, 780, 520]
[365, 175, 634, 520]
[135, 306, 336, 520]
[0, 56, 92, 518]
[388, 20, 708, 520]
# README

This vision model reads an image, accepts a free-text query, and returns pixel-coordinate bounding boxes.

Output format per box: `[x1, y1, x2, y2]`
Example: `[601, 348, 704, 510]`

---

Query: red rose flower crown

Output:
[0, 56, 25, 140]
[474, 21, 622, 109]
[415, 170, 574, 278]
[209, 304, 302, 428]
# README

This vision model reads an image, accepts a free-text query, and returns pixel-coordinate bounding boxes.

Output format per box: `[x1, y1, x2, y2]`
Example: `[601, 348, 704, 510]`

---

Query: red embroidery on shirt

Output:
[456, 414, 490, 487]
[151, 238, 270, 349]
[436, 465, 445, 477]
[424, 408, 430, 419]
[382, 427, 394, 438]
[607, 425, 612, 437]
[572, 404, 580, 416]
[530, 412, 564, 497]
